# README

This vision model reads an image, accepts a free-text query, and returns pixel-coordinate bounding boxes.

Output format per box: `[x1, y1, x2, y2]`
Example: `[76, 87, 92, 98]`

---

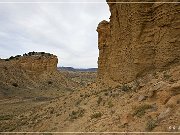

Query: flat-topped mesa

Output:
[97, 0, 180, 84]
[0, 52, 58, 72]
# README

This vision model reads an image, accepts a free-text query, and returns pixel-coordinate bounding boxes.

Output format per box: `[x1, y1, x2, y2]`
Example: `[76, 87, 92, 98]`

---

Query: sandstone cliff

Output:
[97, 0, 180, 84]
[0, 52, 80, 98]
[0, 52, 58, 90]
[0, 52, 58, 73]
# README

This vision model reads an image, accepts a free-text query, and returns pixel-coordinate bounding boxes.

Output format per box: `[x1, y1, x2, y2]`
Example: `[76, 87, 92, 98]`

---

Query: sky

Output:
[0, 0, 110, 68]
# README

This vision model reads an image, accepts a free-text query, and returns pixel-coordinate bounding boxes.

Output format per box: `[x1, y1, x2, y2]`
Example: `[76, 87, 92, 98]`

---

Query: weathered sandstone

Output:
[0, 52, 59, 88]
[0, 52, 58, 73]
[97, 0, 180, 84]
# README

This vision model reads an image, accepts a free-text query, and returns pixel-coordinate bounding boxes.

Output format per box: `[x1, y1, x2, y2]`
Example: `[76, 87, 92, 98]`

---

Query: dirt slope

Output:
[1, 64, 178, 133]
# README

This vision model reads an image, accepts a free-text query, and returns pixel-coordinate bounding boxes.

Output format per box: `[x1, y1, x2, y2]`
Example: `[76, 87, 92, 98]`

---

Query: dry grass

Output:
[108, 101, 114, 108]
[0, 114, 13, 120]
[145, 119, 158, 131]
[133, 104, 153, 117]
[90, 112, 102, 119]
[69, 109, 85, 120]
[97, 96, 102, 105]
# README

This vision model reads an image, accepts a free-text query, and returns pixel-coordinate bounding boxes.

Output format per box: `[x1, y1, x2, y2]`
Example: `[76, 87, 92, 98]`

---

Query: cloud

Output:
[0, 0, 110, 68]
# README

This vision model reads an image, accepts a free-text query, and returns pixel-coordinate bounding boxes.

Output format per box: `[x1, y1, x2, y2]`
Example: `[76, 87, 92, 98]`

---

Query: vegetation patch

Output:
[133, 104, 153, 117]
[4, 66, 8, 70]
[0, 124, 16, 132]
[48, 81, 53, 85]
[90, 112, 102, 119]
[69, 108, 85, 120]
[163, 72, 171, 80]
[0, 115, 13, 121]
[145, 119, 158, 131]
[97, 96, 102, 105]
[12, 83, 18, 87]
[108, 101, 114, 108]
[34, 97, 53, 102]
[75, 99, 82, 106]
[121, 84, 132, 92]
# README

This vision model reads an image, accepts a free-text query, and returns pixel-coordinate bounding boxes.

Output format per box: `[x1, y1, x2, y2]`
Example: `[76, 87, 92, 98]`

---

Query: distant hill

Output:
[58, 67, 97, 72]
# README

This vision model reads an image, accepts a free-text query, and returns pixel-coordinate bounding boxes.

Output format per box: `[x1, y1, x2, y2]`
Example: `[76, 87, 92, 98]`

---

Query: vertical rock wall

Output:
[97, 0, 180, 84]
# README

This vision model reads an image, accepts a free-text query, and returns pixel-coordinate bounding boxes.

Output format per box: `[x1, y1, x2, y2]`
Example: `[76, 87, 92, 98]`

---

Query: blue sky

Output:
[0, 0, 110, 68]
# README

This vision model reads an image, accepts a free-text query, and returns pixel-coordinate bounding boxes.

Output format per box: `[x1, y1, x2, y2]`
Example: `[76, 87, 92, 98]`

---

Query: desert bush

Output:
[23, 53, 27, 56]
[48, 81, 53, 85]
[35, 97, 53, 102]
[104, 92, 108, 96]
[69, 109, 85, 120]
[0, 124, 16, 132]
[15, 55, 21, 58]
[133, 104, 153, 117]
[75, 99, 82, 106]
[90, 112, 102, 119]
[0, 115, 13, 120]
[163, 73, 171, 80]
[9, 56, 14, 60]
[108, 101, 114, 108]
[12, 83, 18, 87]
[4, 66, 8, 70]
[84, 94, 89, 98]
[121, 84, 131, 92]
[97, 96, 102, 105]
[48, 53, 51, 56]
[145, 119, 158, 131]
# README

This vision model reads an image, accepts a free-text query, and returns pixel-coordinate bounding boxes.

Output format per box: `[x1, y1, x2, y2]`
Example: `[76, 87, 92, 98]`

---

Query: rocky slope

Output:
[97, 0, 180, 84]
[0, 52, 78, 98]
[4, 63, 179, 133]
[0, 53, 97, 133]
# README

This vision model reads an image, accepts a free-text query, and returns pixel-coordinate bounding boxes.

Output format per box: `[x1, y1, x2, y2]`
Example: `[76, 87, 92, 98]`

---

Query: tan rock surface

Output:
[97, 0, 180, 84]
[0, 53, 58, 73]
[0, 52, 80, 99]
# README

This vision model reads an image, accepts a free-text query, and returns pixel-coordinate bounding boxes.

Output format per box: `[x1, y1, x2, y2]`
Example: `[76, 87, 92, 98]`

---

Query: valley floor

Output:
[0, 66, 179, 134]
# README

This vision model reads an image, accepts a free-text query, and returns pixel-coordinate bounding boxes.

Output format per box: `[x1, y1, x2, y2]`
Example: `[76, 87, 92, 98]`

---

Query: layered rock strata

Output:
[0, 52, 58, 73]
[97, 0, 180, 84]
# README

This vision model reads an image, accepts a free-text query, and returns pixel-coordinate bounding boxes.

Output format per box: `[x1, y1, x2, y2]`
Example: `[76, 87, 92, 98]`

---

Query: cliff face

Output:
[0, 53, 58, 88]
[0, 53, 58, 73]
[17, 55, 57, 72]
[97, 0, 180, 84]
[0, 53, 80, 99]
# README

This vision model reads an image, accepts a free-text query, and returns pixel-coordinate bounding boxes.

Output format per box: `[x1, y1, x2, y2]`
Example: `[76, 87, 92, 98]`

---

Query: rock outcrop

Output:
[0, 52, 83, 100]
[97, 0, 180, 84]
[0, 52, 59, 90]
[0, 52, 58, 73]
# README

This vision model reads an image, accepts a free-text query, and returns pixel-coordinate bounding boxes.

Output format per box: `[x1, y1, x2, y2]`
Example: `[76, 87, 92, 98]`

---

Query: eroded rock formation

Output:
[0, 52, 58, 73]
[0, 52, 58, 88]
[0, 52, 79, 98]
[97, 0, 180, 84]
